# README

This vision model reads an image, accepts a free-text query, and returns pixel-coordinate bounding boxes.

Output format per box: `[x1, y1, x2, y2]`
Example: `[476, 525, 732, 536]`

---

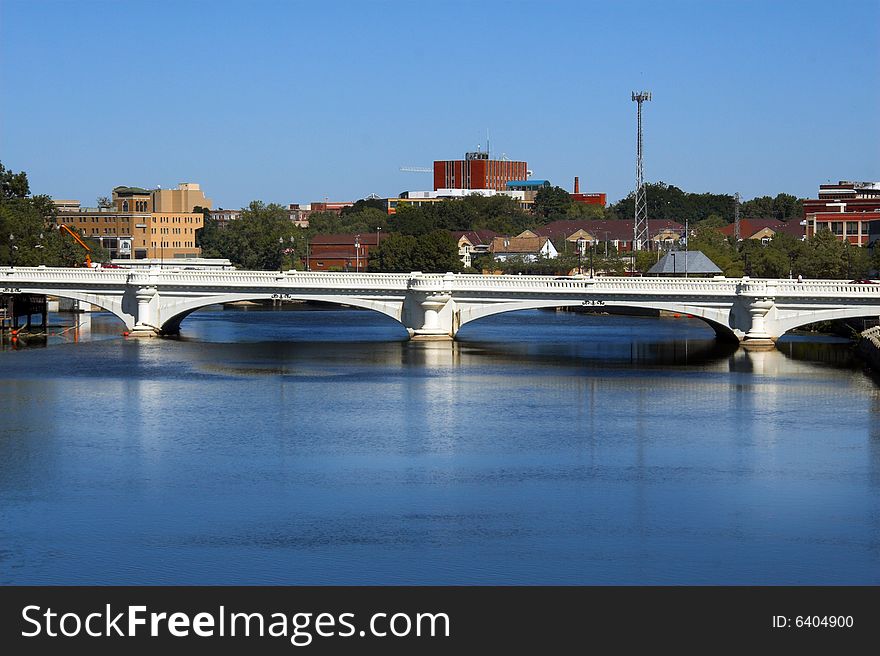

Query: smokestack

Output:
[574, 176, 580, 194]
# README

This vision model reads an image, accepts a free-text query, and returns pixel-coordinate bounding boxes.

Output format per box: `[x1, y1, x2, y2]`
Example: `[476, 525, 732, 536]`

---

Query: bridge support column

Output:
[742, 298, 775, 348]
[130, 286, 160, 337]
[412, 293, 454, 341]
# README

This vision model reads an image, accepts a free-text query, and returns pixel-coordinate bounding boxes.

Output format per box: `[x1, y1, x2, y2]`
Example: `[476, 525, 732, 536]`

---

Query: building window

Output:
[829, 221, 844, 235]
[846, 222, 859, 235]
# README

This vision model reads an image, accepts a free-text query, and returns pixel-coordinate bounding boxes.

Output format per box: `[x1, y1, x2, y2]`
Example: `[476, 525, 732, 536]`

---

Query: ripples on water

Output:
[0, 306, 877, 584]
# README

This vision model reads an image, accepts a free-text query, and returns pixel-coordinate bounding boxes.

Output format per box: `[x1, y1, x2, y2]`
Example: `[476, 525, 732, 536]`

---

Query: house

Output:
[719, 218, 804, 243]
[489, 235, 558, 262]
[451, 230, 497, 268]
[530, 219, 684, 253]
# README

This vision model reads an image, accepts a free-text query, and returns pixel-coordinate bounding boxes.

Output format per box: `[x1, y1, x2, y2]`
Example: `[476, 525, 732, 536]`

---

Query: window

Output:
[830, 221, 844, 235]
[846, 222, 859, 235]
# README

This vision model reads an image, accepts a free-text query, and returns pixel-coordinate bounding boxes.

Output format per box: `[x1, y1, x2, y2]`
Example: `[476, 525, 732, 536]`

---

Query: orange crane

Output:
[59, 224, 93, 267]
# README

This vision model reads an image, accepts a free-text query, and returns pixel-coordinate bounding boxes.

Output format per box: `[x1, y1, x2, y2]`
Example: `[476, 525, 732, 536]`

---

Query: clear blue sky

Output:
[1, 0, 878, 209]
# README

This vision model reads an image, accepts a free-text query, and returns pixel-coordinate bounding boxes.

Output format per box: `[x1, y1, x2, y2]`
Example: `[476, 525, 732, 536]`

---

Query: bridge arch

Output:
[456, 298, 740, 342]
[17, 288, 134, 329]
[770, 306, 880, 339]
[157, 292, 405, 334]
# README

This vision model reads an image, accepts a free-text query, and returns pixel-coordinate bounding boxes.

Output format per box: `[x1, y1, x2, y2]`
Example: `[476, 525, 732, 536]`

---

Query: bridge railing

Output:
[447, 275, 742, 295]
[1, 268, 877, 298]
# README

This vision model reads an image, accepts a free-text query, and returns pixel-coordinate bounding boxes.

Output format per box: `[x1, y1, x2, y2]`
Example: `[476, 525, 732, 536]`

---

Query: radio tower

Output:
[632, 91, 652, 251]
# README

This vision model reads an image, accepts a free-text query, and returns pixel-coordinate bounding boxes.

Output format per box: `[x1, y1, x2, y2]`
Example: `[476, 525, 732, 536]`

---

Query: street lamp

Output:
[671, 251, 676, 277]
[354, 235, 361, 272]
[9, 234, 17, 267]
[36, 233, 45, 266]
[576, 237, 586, 275]
[589, 241, 594, 279]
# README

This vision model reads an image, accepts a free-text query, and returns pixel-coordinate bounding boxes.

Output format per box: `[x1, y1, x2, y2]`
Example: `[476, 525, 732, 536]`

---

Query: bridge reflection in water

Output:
[1, 306, 877, 585]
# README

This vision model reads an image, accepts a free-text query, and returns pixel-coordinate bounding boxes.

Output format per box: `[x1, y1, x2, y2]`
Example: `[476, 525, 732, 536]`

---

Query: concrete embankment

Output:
[857, 326, 880, 373]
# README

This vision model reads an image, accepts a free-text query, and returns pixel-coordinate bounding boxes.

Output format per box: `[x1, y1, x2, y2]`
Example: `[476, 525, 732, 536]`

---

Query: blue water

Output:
[1, 307, 878, 584]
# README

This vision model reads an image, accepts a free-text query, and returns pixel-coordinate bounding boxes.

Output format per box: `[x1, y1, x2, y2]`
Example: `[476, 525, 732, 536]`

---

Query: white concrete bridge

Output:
[2, 267, 878, 344]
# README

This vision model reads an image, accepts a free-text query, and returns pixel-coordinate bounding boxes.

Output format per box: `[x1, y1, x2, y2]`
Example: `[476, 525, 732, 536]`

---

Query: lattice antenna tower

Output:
[632, 91, 652, 251]
[734, 192, 741, 241]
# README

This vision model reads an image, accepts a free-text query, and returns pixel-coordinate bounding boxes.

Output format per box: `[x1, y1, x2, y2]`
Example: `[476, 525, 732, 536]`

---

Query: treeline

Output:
[0, 163, 108, 266]
[608, 182, 803, 225]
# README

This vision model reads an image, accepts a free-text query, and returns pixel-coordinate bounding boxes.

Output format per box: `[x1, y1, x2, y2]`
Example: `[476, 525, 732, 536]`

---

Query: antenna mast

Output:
[632, 91, 652, 251]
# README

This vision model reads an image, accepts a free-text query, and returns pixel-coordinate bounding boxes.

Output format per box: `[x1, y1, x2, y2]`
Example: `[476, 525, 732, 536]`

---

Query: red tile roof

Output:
[718, 218, 804, 239]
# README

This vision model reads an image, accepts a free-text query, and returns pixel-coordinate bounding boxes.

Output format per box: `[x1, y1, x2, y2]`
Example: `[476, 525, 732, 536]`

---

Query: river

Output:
[1, 306, 877, 584]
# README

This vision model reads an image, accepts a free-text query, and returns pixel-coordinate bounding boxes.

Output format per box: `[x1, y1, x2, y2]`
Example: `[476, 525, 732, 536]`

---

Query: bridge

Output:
[2, 267, 878, 345]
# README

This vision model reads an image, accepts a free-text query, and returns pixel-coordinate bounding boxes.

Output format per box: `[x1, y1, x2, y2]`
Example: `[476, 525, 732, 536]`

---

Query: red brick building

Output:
[308, 233, 386, 271]
[570, 176, 607, 206]
[803, 181, 880, 246]
[433, 151, 528, 191]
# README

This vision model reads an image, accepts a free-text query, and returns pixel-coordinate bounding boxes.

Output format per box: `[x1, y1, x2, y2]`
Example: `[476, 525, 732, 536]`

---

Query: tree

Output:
[740, 193, 803, 221]
[198, 201, 303, 270]
[368, 233, 418, 272]
[1, 162, 30, 200]
[97, 196, 112, 209]
[686, 225, 743, 276]
[341, 197, 386, 216]
[368, 230, 460, 273]
[795, 229, 847, 279]
[412, 229, 461, 272]
[533, 186, 571, 221]
[565, 202, 605, 219]
[307, 207, 389, 236]
[0, 164, 110, 266]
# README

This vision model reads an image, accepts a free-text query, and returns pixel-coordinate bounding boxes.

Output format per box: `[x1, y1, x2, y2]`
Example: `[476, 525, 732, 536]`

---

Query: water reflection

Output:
[1, 307, 877, 584]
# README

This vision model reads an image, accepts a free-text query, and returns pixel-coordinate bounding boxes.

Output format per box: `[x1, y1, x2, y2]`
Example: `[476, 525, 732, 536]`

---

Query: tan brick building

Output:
[54, 183, 208, 260]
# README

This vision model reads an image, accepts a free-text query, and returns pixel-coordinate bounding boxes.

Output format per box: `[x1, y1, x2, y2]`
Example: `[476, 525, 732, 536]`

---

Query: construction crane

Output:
[399, 166, 432, 173]
[59, 224, 93, 267]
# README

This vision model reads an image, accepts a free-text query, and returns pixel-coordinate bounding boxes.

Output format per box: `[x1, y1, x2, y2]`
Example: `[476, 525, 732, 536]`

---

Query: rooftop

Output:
[647, 251, 722, 275]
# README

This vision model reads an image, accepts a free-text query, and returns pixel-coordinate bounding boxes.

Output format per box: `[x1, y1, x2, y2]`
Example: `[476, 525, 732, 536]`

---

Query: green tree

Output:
[795, 229, 847, 279]
[203, 201, 303, 270]
[740, 193, 803, 221]
[565, 202, 605, 219]
[368, 233, 419, 272]
[686, 225, 743, 276]
[0, 164, 109, 266]
[368, 230, 460, 273]
[533, 186, 571, 221]
[1, 162, 30, 200]
[307, 207, 388, 235]
[341, 197, 386, 216]
[412, 229, 461, 272]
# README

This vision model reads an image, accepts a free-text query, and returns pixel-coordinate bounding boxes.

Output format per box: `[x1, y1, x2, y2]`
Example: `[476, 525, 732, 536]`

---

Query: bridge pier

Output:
[411, 293, 454, 341]
[130, 286, 161, 337]
[742, 297, 776, 347]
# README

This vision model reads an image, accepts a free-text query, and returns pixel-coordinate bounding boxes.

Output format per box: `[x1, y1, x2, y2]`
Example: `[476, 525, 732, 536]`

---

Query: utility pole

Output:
[734, 192, 741, 241]
[632, 91, 652, 255]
